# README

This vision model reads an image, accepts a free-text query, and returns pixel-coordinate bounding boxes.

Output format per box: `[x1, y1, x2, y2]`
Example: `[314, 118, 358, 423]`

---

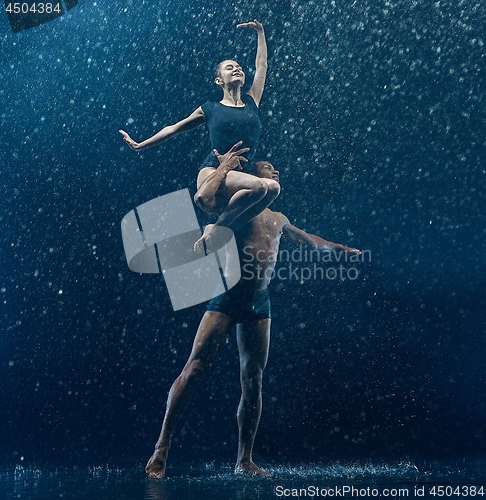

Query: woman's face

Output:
[216, 60, 245, 88]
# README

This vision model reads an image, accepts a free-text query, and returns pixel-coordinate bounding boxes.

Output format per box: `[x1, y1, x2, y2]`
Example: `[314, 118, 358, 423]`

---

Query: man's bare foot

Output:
[145, 448, 168, 478]
[235, 460, 271, 477]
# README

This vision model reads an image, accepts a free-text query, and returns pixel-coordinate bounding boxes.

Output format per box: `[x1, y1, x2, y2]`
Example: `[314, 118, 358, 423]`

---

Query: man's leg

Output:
[235, 318, 271, 476]
[145, 311, 234, 478]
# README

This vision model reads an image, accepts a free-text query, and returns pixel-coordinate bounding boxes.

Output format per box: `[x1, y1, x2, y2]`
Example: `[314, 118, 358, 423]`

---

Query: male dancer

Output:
[145, 146, 360, 477]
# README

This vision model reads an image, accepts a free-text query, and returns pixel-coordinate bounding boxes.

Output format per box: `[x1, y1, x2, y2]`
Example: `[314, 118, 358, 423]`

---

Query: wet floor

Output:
[2, 459, 486, 499]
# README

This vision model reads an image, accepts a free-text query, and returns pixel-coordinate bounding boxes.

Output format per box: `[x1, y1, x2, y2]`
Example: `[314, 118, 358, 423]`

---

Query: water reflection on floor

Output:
[2, 459, 486, 499]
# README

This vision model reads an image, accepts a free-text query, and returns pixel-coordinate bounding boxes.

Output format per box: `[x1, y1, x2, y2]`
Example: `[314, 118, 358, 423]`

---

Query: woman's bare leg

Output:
[195, 168, 280, 251]
[216, 176, 280, 228]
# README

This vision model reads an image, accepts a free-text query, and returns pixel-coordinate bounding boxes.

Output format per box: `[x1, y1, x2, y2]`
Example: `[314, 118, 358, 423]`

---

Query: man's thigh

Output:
[236, 319, 271, 371]
[188, 311, 235, 365]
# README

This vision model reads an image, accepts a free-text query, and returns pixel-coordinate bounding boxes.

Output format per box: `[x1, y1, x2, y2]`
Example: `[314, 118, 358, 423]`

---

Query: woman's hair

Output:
[214, 62, 223, 80]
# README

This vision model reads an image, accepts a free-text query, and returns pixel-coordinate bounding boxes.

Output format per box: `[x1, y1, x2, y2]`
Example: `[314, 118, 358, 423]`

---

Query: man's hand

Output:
[119, 129, 141, 150]
[237, 19, 264, 33]
[214, 141, 250, 173]
[331, 243, 362, 255]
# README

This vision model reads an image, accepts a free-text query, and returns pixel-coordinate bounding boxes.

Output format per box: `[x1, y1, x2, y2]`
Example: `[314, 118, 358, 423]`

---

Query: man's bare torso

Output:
[232, 208, 287, 291]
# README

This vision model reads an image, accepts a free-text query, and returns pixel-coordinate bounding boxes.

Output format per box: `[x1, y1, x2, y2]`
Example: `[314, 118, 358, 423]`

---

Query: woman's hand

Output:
[237, 19, 264, 33]
[119, 129, 141, 150]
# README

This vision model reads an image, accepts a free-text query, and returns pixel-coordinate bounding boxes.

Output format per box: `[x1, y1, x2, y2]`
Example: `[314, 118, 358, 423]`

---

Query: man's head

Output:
[253, 161, 280, 183]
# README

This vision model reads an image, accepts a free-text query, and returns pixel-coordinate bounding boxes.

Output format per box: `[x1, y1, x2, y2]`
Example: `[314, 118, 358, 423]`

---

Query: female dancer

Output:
[119, 20, 280, 250]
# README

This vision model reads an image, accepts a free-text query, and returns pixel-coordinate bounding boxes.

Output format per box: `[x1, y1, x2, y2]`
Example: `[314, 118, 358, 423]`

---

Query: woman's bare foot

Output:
[145, 448, 168, 478]
[235, 459, 271, 477]
[194, 224, 216, 253]
[194, 224, 232, 254]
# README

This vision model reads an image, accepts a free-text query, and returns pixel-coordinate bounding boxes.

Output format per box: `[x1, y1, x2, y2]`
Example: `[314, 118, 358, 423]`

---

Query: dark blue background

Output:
[1, 0, 485, 466]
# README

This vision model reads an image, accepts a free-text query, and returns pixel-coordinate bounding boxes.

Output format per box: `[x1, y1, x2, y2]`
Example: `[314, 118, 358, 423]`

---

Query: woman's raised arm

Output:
[119, 107, 205, 151]
[237, 20, 267, 107]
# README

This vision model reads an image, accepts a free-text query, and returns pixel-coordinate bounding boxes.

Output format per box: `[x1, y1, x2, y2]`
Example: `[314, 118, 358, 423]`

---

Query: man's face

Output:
[255, 161, 279, 183]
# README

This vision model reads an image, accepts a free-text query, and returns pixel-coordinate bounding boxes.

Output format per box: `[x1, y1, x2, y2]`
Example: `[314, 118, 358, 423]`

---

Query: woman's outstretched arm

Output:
[119, 107, 205, 151]
[237, 20, 267, 107]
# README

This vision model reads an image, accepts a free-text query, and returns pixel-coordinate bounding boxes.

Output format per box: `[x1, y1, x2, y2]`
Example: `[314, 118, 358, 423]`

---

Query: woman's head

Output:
[214, 60, 245, 89]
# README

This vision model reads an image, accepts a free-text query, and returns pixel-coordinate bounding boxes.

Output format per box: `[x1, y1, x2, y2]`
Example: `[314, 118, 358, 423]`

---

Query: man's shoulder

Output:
[264, 209, 290, 226]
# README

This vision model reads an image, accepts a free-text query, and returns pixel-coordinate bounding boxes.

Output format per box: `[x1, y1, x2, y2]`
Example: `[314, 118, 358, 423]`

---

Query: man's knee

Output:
[181, 358, 208, 384]
[241, 364, 264, 393]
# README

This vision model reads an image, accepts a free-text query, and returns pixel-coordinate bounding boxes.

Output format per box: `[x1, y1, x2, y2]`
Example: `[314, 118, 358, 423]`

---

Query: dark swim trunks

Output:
[206, 287, 271, 324]
[200, 94, 261, 173]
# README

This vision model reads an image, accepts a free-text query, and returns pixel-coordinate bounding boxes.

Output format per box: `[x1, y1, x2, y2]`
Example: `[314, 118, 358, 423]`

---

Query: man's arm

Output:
[194, 142, 250, 214]
[281, 219, 361, 255]
[237, 20, 267, 107]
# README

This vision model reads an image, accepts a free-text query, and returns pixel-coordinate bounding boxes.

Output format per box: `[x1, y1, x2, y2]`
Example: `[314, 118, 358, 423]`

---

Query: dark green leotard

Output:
[200, 94, 262, 171]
